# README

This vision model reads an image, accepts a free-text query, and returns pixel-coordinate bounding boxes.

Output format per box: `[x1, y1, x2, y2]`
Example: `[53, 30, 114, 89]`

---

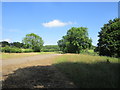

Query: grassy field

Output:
[1, 52, 58, 60]
[1, 51, 120, 88]
[53, 54, 120, 88]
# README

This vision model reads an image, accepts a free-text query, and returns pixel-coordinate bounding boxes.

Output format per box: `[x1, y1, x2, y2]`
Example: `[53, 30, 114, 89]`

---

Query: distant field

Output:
[53, 54, 119, 88]
[1, 52, 58, 60]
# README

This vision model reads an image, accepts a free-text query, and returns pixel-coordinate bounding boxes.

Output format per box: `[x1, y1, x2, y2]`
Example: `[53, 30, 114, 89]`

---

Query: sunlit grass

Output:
[54, 54, 119, 64]
[53, 54, 119, 88]
[1, 52, 58, 60]
[1, 53, 40, 60]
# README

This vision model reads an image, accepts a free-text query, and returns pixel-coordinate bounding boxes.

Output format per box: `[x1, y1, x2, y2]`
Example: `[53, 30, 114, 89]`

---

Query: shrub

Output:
[1, 46, 22, 53]
[1, 46, 11, 53]
[42, 45, 60, 52]
[22, 49, 33, 53]
[80, 49, 98, 56]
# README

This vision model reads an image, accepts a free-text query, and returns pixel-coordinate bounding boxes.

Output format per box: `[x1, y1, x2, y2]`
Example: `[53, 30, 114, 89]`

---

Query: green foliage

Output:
[96, 18, 120, 57]
[1, 46, 33, 53]
[22, 33, 44, 52]
[57, 27, 92, 53]
[0, 41, 28, 49]
[80, 49, 98, 56]
[1, 46, 22, 53]
[10, 42, 24, 48]
[0, 41, 10, 47]
[21, 49, 33, 53]
[42, 45, 60, 52]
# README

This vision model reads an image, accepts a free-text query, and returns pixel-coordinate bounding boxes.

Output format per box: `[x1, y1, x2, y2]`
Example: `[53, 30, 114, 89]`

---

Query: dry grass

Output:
[1, 52, 58, 60]
[2, 55, 76, 88]
[2, 55, 58, 80]
[2, 53, 119, 88]
[1, 53, 40, 60]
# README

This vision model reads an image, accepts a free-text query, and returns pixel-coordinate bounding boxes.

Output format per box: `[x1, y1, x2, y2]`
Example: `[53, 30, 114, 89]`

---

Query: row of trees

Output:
[0, 33, 59, 52]
[0, 41, 26, 48]
[1, 18, 119, 57]
[57, 18, 120, 57]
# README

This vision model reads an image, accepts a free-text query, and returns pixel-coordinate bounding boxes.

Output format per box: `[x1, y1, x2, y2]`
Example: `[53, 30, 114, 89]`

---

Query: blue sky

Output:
[2, 2, 118, 46]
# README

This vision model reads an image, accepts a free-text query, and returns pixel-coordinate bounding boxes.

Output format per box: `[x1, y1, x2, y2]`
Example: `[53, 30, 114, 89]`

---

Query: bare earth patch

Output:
[1, 54, 76, 88]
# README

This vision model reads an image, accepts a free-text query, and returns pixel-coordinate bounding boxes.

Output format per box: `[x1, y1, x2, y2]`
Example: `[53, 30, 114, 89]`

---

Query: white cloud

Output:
[42, 20, 73, 28]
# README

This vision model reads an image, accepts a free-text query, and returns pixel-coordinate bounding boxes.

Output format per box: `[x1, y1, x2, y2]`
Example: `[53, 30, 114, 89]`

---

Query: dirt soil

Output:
[1, 54, 76, 88]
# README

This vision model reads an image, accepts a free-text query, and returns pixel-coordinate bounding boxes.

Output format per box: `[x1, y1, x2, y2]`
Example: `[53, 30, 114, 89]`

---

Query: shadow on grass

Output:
[2, 66, 76, 88]
[53, 61, 120, 88]
[2, 62, 120, 88]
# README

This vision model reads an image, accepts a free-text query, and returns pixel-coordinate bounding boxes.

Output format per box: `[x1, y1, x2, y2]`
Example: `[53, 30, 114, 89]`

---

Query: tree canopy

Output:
[0, 41, 10, 47]
[10, 42, 24, 48]
[22, 33, 44, 52]
[96, 18, 120, 57]
[57, 27, 92, 53]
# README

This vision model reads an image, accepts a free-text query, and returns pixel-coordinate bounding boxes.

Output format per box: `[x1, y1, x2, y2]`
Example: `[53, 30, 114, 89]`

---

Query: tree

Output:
[0, 41, 10, 47]
[10, 42, 24, 48]
[96, 18, 120, 57]
[22, 33, 44, 52]
[57, 27, 92, 53]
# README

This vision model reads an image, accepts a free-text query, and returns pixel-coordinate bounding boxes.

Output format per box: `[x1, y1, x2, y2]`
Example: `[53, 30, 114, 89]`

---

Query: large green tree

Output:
[22, 33, 44, 52]
[96, 18, 120, 57]
[58, 27, 92, 53]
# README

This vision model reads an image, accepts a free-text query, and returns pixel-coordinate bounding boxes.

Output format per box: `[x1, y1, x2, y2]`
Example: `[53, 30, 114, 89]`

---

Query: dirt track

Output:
[2, 54, 61, 79]
[2, 54, 60, 66]
[1, 54, 76, 88]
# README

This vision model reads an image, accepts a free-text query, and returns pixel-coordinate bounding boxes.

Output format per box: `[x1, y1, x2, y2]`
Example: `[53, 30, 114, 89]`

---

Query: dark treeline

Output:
[0, 41, 27, 48]
[0, 41, 60, 53]
[0, 41, 34, 53]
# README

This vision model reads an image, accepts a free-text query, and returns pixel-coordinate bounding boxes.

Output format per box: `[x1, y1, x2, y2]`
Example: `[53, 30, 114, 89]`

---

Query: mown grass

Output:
[53, 54, 120, 88]
[1, 52, 58, 60]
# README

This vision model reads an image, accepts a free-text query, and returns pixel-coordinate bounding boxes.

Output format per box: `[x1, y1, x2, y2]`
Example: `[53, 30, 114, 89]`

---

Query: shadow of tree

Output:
[2, 66, 76, 88]
[2, 61, 120, 88]
[53, 61, 120, 88]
